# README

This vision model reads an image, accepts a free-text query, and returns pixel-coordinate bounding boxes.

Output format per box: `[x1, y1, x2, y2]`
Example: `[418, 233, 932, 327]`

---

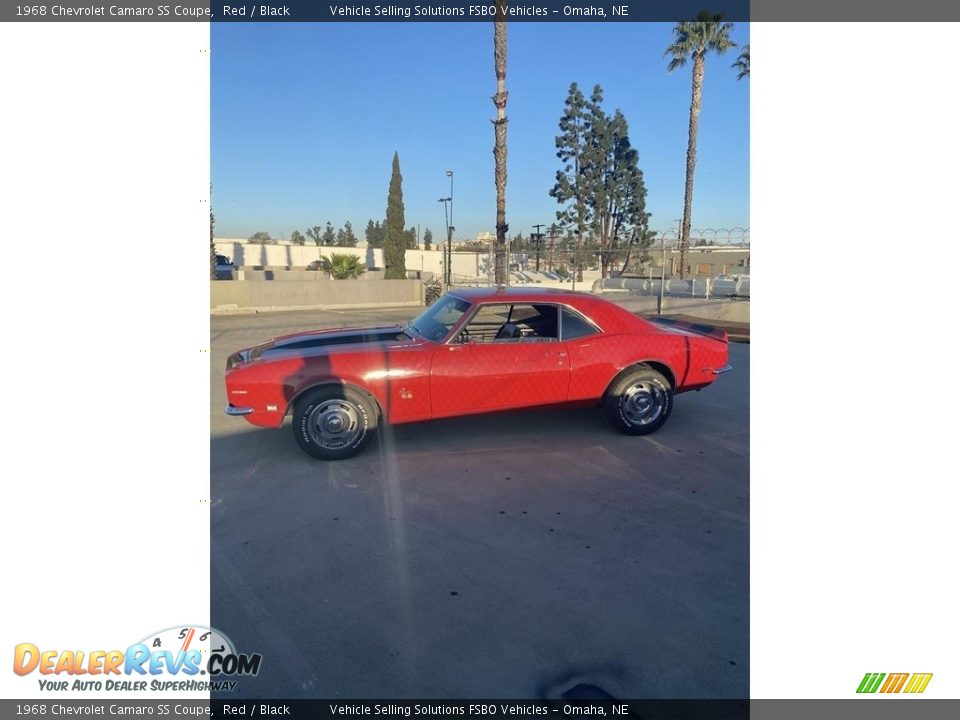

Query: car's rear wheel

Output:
[293, 386, 377, 460]
[602, 366, 673, 435]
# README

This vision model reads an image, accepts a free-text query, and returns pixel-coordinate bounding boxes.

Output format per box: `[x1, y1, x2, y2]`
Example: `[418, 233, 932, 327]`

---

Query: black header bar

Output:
[6, 0, 960, 22]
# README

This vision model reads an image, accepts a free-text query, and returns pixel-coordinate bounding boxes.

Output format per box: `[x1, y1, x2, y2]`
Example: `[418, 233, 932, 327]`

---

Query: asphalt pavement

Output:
[210, 307, 749, 699]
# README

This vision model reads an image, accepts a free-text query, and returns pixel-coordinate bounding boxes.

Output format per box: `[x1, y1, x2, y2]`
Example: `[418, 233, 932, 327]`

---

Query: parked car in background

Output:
[214, 254, 234, 280]
[224, 288, 731, 460]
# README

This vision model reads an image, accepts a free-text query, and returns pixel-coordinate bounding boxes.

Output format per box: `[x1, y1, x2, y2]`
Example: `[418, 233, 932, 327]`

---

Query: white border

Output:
[0, 22, 210, 698]
[751, 22, 960, 698]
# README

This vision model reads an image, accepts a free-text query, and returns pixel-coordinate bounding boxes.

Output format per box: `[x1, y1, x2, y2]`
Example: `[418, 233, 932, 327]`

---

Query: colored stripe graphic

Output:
[903, 673, 933, 694]
[857, 673, 885, 693]
[857, 672, 933, 694]
[880, 673, 909, 693]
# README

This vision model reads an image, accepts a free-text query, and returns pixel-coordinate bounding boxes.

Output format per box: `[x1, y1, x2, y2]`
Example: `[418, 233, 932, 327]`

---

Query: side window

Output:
[459, 304, 559, 343]
[560, 307, 600, 341]
[461, 304, 510, 343]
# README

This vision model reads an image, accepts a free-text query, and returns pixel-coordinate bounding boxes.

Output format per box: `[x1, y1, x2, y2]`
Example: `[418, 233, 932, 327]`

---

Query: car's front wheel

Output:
[602, 366, 673, 435]
[293, 386, 378, 460]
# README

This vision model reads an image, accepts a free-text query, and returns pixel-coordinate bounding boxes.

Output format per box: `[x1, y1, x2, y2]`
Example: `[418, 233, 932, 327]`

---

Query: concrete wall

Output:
[214, 241, 484, 278]
[233, 269, 388, 282]
[608, 296, 750, 324]
[640, 247, 750, 277]
[593, 276, 750, 299]
[211, 279, 424, 314]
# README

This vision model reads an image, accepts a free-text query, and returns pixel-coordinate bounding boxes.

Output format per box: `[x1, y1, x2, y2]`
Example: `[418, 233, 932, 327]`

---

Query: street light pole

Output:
[438, 197, 451, 287]
[446, 170, 454, 287]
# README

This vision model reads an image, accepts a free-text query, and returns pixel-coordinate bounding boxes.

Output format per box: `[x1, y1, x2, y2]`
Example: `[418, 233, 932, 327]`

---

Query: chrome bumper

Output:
[709, 365, 733, 375]
[225, 404, 254, 416]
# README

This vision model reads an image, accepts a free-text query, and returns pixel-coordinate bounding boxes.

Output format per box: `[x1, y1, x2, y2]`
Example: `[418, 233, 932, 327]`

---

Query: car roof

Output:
[447, 286, 646, 333]
[450, 286, 589, 302]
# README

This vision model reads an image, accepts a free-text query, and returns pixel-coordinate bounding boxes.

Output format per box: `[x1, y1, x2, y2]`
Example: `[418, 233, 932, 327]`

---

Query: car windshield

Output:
[408, 294, 471, 341]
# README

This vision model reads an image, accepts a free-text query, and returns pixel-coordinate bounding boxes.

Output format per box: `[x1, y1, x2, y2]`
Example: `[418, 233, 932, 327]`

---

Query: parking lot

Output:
[210, 306, 749, 699]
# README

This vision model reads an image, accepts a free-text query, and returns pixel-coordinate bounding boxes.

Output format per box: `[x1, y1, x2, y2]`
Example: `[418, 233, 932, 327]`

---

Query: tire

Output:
[602, 366, 673, 436]
[292, 385, 378, 460]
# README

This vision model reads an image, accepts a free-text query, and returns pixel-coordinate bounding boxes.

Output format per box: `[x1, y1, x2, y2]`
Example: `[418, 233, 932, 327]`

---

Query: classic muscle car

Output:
[224, 288, 731, 460]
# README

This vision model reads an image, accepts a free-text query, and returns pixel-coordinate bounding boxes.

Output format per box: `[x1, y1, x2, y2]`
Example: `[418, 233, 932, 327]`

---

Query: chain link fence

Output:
[445, 228, 750, 302]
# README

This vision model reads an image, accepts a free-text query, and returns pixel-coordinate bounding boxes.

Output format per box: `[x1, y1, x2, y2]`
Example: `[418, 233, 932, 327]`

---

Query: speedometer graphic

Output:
[133, 625, 259, 678]
[138, 625, 238, 675]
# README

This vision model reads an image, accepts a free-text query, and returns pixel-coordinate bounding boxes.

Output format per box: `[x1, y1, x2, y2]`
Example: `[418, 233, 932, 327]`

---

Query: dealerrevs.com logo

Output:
[857, 673, 933, 694]
[13, 625, 261, 693]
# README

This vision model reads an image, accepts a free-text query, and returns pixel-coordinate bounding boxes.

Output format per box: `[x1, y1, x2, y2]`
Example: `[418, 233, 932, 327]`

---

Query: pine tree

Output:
[423, 228, 433, 250]
[581, 98, 649, 278]
[550, 82, 590, 282]
[322, 222, 336, 246]
[384, 152, 407, 279]
[552, 84, 649, 279]
[365, 220, 386, 249]
[336, 221, 358, 247]
[403, 226, 417, 249]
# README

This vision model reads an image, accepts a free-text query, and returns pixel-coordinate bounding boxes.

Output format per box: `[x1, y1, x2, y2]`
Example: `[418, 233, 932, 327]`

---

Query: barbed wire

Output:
[651, 227, 750, 247]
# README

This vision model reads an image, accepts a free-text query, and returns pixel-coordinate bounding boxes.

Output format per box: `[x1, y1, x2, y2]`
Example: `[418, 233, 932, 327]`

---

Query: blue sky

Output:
[212, 22, 749, 241]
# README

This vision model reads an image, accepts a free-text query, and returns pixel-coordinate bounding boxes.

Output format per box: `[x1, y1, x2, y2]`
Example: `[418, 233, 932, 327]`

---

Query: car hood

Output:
[239, 324, 419, 365]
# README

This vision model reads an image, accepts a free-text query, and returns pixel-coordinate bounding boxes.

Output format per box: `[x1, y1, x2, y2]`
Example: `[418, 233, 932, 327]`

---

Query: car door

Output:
[430, 302, 570, 417]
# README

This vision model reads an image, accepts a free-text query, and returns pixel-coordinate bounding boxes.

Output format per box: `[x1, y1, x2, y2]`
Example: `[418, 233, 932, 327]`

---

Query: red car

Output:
[224, 288, 731, 460]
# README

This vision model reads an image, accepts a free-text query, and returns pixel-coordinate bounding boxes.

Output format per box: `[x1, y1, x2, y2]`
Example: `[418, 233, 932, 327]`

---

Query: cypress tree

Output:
[384, 152, 407, 279]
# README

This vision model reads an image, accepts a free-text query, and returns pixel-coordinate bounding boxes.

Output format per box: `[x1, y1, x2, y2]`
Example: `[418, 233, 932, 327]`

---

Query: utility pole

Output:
[674, 218, 682, 279]
[532, 223, 545, 272]
[548, 230, 557, 273]
[659, 219, 682, 315]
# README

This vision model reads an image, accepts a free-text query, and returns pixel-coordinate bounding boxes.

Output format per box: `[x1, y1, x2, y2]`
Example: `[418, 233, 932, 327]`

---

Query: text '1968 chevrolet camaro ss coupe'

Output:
[224, 288, 731, 460]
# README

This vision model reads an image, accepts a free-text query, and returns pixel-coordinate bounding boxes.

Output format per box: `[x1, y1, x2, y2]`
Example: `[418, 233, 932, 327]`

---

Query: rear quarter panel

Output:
[565, 327, 728, 401]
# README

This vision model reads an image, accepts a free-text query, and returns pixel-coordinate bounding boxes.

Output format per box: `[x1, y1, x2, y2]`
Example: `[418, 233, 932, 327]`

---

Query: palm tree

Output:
[733, 45, 750, 80]
[209, 185, 217, 281]
[492, 0, 509, 286]
[315, 253, 366, 280]
[665, 12, 736, 278]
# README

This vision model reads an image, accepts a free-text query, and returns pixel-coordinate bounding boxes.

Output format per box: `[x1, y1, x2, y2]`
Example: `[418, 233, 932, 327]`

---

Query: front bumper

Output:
[708, 365, 733, 375]
[225, 404, 255, 416]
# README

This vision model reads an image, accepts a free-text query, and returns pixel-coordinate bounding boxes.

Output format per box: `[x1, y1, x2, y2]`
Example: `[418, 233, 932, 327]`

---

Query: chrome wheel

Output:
[621, 381, 666, 426]
[306, 399, 362, 450]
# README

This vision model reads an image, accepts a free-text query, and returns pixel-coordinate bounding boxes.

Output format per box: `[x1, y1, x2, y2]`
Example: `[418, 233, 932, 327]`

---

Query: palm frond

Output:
[732, 44, 750, 79]
[665, 14, 737, 70]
